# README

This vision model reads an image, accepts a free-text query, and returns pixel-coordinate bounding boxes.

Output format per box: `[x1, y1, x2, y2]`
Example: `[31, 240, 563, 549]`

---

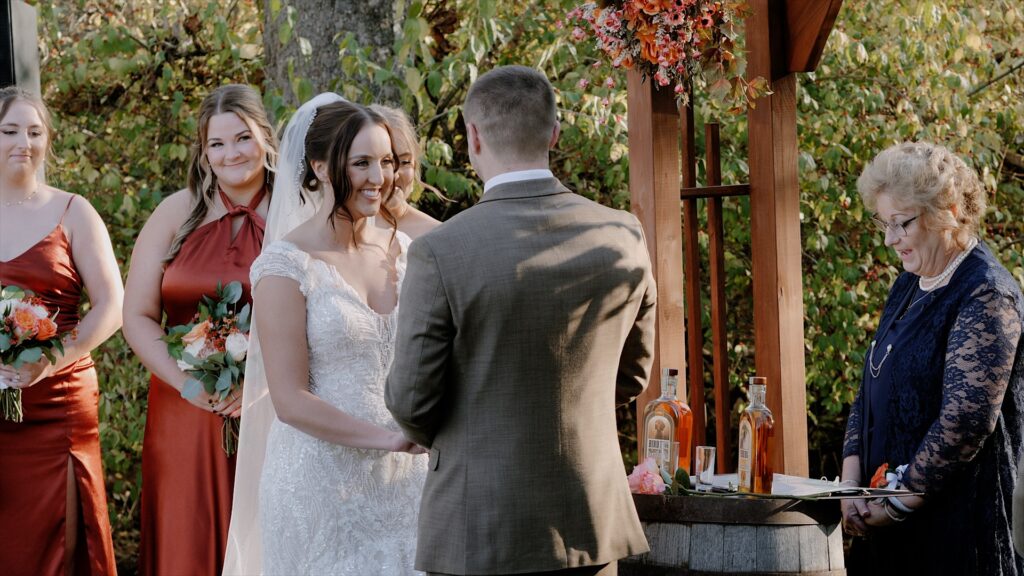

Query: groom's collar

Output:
[479, 170, 570, 203]
[483, 169, 554, 194]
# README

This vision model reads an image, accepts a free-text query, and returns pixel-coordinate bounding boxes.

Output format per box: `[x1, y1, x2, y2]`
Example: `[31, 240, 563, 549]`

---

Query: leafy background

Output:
[25, 0, 1024, 571]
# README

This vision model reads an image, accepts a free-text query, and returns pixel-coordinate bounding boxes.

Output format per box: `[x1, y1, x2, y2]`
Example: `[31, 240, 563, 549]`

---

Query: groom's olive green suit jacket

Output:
[385, 177, 656, 575]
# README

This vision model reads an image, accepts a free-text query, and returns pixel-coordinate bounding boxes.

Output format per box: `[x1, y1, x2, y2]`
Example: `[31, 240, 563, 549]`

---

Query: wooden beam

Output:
[785, 0, 844, 73]
[680, 184, 751, 200]
[0, 0, 15, 88]
[680, 89, 706, 455]
[627, 70, 686, 457]
[705, 124, 733, 473]
[746, 0, 809, 476]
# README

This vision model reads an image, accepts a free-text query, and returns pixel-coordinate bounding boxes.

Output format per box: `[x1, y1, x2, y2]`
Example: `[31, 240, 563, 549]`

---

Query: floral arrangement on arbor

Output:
[567, 0, 768, 110]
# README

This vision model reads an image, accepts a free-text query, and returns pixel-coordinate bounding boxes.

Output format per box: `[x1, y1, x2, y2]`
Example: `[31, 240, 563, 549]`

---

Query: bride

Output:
[223, 94, 428, 574]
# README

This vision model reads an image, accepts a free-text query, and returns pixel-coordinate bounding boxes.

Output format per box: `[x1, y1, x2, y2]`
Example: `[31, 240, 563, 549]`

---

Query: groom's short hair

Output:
[463, 66, 557, 164]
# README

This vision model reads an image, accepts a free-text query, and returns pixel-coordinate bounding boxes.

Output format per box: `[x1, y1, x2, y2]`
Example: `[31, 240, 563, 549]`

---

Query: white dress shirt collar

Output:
[483, 169, 555, 195]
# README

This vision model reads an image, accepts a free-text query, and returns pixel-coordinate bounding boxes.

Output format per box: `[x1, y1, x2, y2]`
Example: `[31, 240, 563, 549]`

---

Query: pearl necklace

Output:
[1, 188, 38, 207]
[918, 237, 978, 291]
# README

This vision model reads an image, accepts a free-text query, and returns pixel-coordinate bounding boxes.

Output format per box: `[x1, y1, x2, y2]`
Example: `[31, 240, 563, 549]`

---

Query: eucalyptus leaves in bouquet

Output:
[162, 281, 250, 455]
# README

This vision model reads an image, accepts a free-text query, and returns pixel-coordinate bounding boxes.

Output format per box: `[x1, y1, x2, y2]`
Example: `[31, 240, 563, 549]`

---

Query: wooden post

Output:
[746, 0, 809, 476]
[679, 89, 706, 453]
[2, 1, 40, 93]
[627, 70, 686, 454]
[705, 124, 733, 472]
[1, 0, 15, 88]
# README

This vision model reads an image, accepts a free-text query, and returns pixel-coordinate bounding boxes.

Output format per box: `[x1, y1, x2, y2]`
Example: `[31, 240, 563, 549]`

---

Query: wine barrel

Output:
[621, 493, 845, 575]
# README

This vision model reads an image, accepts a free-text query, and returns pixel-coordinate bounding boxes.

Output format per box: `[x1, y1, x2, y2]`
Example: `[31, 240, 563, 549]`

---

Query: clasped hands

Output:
[0, 358, 57, 390]
[841, 496, 902, 536]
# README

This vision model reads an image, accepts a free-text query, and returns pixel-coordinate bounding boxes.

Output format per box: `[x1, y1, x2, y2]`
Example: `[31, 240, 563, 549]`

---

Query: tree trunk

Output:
[263, 0, 401, 108]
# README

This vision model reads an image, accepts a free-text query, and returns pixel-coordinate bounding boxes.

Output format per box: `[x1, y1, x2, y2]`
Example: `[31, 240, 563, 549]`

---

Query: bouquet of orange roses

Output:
[0, 283, 66, 422]
[162, 281, 250, 456]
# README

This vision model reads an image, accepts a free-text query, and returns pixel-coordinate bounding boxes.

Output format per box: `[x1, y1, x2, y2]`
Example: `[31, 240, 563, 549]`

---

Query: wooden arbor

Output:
[630, 0, 843, 476]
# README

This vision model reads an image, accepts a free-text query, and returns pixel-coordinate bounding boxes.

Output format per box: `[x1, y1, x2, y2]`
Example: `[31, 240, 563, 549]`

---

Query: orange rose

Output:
[11, 306, 38, 339]
[870, 463, 891, 488]
[182, 320, 212, 346]
[35, 317, 58, 340]
[640, 35, 660, 65]
[634, 0, 668, 15]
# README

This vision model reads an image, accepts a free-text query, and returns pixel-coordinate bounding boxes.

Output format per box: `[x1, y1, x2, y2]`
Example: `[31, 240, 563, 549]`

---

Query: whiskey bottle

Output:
[641, 368, 694, 474]
[737, 376, 775, 494]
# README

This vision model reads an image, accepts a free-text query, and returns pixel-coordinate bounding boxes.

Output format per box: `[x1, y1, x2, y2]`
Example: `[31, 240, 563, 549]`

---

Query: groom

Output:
[386, 65, 655, 576]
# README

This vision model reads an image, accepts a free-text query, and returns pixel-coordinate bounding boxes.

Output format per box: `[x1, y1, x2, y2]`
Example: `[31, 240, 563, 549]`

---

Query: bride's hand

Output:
[388, 432, 427, 454]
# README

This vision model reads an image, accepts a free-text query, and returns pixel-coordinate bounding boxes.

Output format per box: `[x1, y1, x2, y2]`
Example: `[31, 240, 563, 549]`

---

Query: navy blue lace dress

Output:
[843, 242, 1024, 575]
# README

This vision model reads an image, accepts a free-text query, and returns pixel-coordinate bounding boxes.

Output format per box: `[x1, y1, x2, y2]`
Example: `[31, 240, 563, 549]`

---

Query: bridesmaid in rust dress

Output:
[0, 88, 124, 575]
[122, 84, 277, 575]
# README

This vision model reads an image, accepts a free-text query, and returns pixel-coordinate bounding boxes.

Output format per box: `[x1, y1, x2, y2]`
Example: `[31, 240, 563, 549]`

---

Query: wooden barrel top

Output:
[632, 493, 842, 526]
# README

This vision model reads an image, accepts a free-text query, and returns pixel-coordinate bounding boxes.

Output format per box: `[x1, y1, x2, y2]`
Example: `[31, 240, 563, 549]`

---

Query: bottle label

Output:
[644, 413, 678, 471]
[738, 420, 753, 490]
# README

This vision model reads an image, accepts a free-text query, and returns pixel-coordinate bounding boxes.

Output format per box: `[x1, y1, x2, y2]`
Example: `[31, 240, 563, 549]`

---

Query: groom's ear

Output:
[467, 122, 483, 156]
[548, 123, 560, 150]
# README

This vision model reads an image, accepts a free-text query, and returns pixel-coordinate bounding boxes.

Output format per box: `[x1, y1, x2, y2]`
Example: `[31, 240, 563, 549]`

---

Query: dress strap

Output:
[58, 195, 75, 225]
[218, 186, 267, 213]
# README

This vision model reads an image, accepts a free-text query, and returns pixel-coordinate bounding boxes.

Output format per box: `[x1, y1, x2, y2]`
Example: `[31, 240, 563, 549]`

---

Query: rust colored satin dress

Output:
[139, 188, 265, 576]
[0, 197, 117, 576]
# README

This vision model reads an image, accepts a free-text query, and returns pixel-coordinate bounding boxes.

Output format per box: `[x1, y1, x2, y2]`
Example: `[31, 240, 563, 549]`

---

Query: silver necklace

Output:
[899, 289, 931, 320]
[918, 237, 977, 291]
[1, 188, 38, 207]
[869, 340, 892, 378]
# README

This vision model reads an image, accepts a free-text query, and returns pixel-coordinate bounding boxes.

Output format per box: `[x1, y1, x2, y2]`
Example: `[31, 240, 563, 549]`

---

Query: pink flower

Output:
[628, 457, 667, 494]
[572, 27, 587, 41]
[605, 77, 616, 88]
[577, 78, 590, 90]
[600, 10, 623, 33]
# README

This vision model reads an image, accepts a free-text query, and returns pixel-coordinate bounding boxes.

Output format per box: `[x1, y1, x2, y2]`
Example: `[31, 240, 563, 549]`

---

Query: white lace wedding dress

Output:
[250, 238, 427, 575]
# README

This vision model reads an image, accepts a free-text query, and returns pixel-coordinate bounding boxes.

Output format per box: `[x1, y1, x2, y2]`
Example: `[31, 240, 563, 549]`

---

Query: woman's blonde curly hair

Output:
[857, 141, 986, 249]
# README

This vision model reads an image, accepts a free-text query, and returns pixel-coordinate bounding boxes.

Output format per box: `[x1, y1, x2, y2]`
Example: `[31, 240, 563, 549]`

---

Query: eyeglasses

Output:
[870, 215, 919, 237]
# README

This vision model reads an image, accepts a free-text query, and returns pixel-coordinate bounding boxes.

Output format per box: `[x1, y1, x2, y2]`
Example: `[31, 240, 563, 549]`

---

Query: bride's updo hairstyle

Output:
[301, 101, 397, 233]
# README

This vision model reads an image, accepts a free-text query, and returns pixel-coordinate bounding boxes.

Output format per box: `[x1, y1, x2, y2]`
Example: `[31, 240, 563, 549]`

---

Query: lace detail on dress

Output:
[255, 237, 425, 575]
[904, 286, 1023, 493]
[250, 241, 314, 296]
[843, 386, 863, 460]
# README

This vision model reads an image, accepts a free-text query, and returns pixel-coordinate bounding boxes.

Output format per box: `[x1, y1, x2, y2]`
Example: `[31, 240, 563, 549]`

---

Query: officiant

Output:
[839, 142, 1024, 574]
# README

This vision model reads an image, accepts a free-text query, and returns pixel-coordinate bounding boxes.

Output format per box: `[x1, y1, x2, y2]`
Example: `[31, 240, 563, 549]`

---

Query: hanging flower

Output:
[568, 0, 768, 111]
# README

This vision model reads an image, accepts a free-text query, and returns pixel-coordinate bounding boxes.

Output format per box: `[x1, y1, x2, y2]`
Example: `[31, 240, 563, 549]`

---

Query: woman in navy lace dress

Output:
[840, 142, 1024, 575]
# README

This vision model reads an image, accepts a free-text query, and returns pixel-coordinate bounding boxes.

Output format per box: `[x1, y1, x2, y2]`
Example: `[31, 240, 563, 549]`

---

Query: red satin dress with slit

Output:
[139, 188, 266, 576]
[0, 196, 117, 576]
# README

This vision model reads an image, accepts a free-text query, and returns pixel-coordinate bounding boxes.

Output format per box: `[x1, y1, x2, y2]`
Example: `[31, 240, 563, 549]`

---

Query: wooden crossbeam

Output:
[680, 184, 751, 199]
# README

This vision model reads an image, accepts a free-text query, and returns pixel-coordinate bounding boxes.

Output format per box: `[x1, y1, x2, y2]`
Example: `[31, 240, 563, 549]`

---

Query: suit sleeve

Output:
[385, 238, 454, 447]
[615, 216, 657, 406]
